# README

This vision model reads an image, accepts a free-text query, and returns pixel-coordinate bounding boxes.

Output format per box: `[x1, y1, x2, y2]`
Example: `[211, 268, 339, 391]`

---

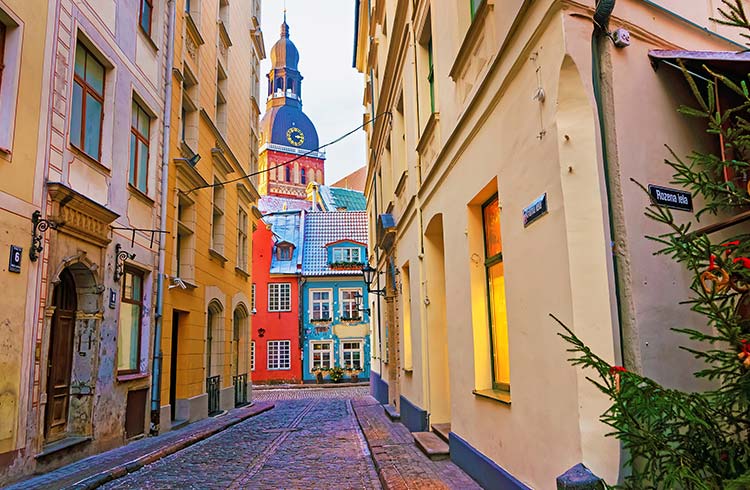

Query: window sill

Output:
[208, 248, 229, 264]
[117, 372, 150, 382]
[472, 388, 511, 405]
[70, 144, 110, 174]
[128, 184, 155, 206]
[234, 266, 250, 279]
[138, 26, 159, 52]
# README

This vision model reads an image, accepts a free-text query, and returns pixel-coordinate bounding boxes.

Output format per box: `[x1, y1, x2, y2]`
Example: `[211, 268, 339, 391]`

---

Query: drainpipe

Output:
[151, 0, 176, 434]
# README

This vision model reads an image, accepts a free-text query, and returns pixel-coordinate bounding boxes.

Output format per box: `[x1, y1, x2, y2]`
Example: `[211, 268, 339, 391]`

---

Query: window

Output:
[216, 69, 228, 134]
[71, 43, 105, 160]
[237, 207, 248, 270]
[139, 0, 153, 35]
[251, 341, 255, 371]
[470, 0, 482, 19]
[130, 100, 150, 193]
[402, 263, 413, 371]
[332, 247, 362, 264]
[300, 168, 306, 184]
[341, 341, 363, 370]
[483, 195, 510, 390]
[267, 340, 291, 370]
[181, 67, 198, 150]
[251, 283, 256, 311]
[211, 179, 225, 253]
[285, 166, 291, 182]
[427, 37, 435, 114]
[340, 288, 361, 320]
[268, 283, 291, 312]
[311, 341, 333, 370]
[310, 289, 331, 321]
[185, 0, 191, 12]
[277, 243, 293, 261]
[118, 268, 144, 373]
[176, 194, 195, 281]
[0, 23, 5, 94]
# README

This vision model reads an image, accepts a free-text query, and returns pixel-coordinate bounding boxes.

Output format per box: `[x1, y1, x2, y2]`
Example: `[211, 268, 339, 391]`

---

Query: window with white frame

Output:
[251, 283, 256, 311]
[310, 289, 331, 321]
[311, 341, 333, 370]
[332, 247, 362, 264]
[268, 283, 291, 312]
[267, 340, 290, 370]
[250, 341, 255, 371]
[340, 288, 362, 320]
[341, 341, 363, 370]
[237, 207, 248, 271]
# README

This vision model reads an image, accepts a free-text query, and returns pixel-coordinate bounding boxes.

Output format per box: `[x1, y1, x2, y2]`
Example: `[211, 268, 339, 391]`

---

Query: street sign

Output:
[648, 184, 693, 212]
[523, 193, 548, 227]
[9, 245, 22, 273]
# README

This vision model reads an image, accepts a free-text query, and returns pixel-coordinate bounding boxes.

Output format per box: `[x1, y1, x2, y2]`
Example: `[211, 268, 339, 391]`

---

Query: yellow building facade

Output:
[158, 0, 264, 429]
[0, 0, 52, 474]
[356, 0, 748, 488]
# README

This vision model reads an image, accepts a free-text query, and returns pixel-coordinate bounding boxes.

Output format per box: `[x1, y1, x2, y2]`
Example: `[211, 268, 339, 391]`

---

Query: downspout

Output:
[151, 0, 176, 434]
[591, 0, 626, 367]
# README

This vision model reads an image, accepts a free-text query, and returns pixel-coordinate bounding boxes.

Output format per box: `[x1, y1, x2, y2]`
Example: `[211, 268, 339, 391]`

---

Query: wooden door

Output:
[170, 311, 179, 421]
[46, 269, 77, 441]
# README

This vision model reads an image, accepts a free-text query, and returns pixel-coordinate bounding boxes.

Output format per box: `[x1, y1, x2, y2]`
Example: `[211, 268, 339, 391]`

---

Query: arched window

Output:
[285, 166, 291, 182]
[276, 77, 283, 93]
[206, 300, 224, 379]
[288, 79, 295, 95]
[300, 168, 306, 184]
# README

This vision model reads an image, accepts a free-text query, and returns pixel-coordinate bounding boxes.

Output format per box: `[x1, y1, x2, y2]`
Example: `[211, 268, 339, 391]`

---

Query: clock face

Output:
[286, 127, 305, 147]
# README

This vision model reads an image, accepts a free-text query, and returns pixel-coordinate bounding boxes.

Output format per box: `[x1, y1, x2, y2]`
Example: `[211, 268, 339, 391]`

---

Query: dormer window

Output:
[277, 243, 293, 261]
[332, 247, 362, 264]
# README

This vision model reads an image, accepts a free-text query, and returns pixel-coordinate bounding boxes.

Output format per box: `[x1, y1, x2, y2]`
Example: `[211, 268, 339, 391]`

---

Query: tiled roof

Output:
[263, 210, 305, 275]
[314, 185, 366, 211]
[302, 211, 368, 276]
[258, 195, 311, 214]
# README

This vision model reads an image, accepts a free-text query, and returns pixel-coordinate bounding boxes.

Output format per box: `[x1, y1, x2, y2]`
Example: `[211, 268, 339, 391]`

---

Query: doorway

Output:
[170, 310, 180, 421]
[45, 268, 77, 441]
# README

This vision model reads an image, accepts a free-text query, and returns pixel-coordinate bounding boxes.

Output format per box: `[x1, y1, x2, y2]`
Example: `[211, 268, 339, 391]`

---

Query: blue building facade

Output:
[301, 212, 371, 382]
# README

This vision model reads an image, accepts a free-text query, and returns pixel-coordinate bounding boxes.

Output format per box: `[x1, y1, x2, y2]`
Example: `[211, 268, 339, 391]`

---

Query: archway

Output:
[232, 304, 249, 406]
[424, 214, 451, 425]
[206, 300, 223, 415]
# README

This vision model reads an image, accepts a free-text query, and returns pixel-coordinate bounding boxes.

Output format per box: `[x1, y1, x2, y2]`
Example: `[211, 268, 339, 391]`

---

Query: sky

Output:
[260, 0, 366, 185]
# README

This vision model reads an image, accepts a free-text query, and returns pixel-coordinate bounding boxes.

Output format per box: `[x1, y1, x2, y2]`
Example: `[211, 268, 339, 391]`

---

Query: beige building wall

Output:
[357, 0, 748, 488]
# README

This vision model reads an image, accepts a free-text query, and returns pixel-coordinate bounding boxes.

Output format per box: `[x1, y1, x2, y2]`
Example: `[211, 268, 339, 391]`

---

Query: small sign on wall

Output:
[523, 193, 548, 227]
[109, 289, 117, 309]
[9, 245, 22, 273]
[648, 185, 693, 212]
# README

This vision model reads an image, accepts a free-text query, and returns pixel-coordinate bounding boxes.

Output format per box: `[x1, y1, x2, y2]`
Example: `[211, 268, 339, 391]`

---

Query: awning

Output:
[649, 49, 750, 77]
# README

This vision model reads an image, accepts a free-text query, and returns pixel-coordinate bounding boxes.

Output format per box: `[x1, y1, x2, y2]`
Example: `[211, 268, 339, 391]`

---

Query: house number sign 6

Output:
[9, 245, 22, 273]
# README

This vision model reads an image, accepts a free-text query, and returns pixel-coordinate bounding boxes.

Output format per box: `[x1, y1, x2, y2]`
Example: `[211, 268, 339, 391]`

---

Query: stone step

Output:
[431, 423, 451, 444]
[413, 431, 450, 461]
[383, 404, 400, 421]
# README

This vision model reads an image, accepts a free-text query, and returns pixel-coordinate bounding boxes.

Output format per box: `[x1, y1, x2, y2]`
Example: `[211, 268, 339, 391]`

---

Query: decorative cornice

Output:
[185, 12, 205, 46]
[174, 158, 210, 190]
[211, 147, 234, 176]
[449, 0, 495, 81]
[47, 183, 119, 248]
[260, 143, 326, 160]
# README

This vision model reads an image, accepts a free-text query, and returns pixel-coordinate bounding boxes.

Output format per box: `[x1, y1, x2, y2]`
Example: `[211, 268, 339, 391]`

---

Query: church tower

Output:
[258, 16, 325, 199]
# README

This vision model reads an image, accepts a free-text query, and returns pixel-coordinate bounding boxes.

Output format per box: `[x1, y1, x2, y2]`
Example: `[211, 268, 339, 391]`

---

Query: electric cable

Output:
[185, 110, 392, 193]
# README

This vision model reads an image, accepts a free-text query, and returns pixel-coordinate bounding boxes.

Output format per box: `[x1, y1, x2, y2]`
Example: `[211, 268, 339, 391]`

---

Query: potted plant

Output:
[345, 365, 362, 382]
[311, 367, 328, 384]
[328, 366, 345, 383]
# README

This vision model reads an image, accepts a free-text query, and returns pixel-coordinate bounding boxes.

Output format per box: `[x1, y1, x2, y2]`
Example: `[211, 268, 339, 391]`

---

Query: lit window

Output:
[341, 341, 363, 370]
[483, 195, 510, 390]
[130, 100, 150, 193]
[340, 288, 361, 320]
[118, 268, 144, 373]
[267, 340, 291, 370]
[71, 43, 105, 160]
[311, 342, 333, 370]
[268, 283, 291, 312]
[310, 289, 331, 321]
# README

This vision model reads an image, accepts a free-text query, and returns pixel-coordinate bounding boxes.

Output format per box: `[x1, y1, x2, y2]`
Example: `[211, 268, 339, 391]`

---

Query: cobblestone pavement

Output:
[100, 394, 382, 489]
[252, 385, 370, 401]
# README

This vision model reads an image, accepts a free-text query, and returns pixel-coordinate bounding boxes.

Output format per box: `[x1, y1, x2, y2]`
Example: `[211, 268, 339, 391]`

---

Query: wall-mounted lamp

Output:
[113, 243, 136, 283]
[361, 264, 385, 296]
[187, 153, 201, 166]
[257, 327, 266, 338]
[30, 211, 61, 262]
[354, 292, 370, 316]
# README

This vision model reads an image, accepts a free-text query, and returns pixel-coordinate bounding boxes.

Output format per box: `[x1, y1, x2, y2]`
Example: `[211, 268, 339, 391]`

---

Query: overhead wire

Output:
[185, 110, 392, 194]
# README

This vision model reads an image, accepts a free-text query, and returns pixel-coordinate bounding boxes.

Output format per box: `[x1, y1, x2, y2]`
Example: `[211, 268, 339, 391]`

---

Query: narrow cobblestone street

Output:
[100, 387, 381, 489]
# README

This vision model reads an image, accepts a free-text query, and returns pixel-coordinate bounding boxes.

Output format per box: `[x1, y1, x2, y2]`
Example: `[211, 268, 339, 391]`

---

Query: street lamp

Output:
[361, 264, 385, 296]
[354, 292, 370, 316]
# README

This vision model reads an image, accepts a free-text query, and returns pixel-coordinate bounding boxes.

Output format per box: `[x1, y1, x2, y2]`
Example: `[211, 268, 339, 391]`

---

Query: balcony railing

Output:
[207, 375, 221, 415]
[233, 373, 248, 407]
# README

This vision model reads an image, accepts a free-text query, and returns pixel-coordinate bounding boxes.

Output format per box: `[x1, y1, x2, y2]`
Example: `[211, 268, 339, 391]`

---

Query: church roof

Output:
[260, 104, 320, 152]
[270, 19, 299, 70]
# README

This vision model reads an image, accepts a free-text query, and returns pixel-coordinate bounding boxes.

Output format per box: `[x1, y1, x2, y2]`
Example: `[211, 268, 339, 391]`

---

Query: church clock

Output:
[286, 127, 305, 147]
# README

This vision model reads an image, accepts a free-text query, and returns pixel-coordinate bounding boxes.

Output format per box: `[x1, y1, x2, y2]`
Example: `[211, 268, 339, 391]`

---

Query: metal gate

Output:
[233, 373, 248, 407]
[206, 375, 221, 415]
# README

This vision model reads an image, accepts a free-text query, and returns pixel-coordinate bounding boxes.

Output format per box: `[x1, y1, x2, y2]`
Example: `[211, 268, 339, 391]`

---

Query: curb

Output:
[68, 402, 275, 489]
[351, 399, 401, 490]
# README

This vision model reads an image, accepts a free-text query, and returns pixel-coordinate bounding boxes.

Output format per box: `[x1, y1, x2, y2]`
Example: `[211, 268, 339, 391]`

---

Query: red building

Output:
[251, 203, 307, 384]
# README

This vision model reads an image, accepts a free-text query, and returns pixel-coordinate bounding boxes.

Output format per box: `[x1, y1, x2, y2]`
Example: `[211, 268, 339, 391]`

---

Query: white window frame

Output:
[310, 341, 334, 371]
[341, 340, 364, 370]
[0, 11, 23, 153]
[340, 288, 362, 320]
[250, 340, 255, 371]
[332, 247, 362, 263]
[309, 288, 332, 321]
[268, 283, 291, 312]
[251, 283, 256, 311]
[267, 340, 291, 370]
